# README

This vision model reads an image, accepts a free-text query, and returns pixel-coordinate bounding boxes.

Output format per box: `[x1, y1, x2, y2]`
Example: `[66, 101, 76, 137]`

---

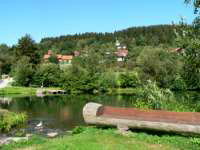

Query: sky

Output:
[0, 0, 196, 45]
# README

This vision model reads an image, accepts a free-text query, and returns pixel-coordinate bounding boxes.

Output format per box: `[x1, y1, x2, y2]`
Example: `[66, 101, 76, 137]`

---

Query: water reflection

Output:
[0, 93, 200, 131]
[0, 95, 133, 130]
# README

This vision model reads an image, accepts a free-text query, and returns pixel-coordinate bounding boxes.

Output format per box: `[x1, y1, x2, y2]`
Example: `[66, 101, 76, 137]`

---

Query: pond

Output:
[0, 95, 134, 131]
[0, 92, 200, 132]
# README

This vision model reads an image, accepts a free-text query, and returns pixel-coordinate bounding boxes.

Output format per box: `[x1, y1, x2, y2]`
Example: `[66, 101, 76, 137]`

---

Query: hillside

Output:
[39, 24, 178, 54]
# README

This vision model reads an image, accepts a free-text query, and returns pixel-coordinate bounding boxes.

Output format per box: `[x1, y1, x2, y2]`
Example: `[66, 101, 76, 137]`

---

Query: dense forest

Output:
[40, 24, 177, 54]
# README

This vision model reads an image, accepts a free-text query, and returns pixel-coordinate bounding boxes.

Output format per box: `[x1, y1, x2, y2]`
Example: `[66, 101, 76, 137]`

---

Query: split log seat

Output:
[83, 103, 200, 134]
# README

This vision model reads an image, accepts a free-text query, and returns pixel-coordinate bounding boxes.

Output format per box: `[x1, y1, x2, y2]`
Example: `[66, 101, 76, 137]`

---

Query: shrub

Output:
[134, 80, 175, 110]
[34, 63, 62, 87]
[118, 72, 141, 88]
[62, 68, 98, 94]
[169, 74, 187, 90]
[97, 71, 118, 92]
[12, 56, 34, 86]
[136, 47, 183, 88]
[0, 112, 27, 132]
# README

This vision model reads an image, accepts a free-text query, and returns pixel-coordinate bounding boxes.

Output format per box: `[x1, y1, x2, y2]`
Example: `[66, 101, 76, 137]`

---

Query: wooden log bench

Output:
[83, 102, 200, 134]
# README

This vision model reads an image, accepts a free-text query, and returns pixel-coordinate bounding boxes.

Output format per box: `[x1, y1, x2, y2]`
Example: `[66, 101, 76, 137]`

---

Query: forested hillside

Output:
[40, 24, 177, 54]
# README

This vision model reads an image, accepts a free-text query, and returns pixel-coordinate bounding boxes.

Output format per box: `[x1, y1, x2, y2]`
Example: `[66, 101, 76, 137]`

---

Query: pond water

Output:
[0, 95, 134, 131]
[0, 92, 200, 132]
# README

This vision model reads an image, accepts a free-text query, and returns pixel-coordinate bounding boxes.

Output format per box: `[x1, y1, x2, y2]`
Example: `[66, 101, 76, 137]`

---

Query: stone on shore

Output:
[47, 132, 58, 138]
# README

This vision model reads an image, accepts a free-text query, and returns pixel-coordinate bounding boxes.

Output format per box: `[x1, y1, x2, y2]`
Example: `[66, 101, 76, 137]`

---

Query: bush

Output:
[34, 63, 62, 87]
[0, 112, 27, 132]
[135, 80, 175, 110]
[62, 67, 98, 94]
[97, 71, 118, 92]
[118, 72, 141, 88]
[136, 47, 183, 88]
[169, 74, 187, 90]
[12, 56, 34, 86]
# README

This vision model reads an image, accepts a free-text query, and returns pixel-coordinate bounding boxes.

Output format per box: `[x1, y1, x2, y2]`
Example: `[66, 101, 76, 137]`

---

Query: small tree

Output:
[34, 63, 62, 87]
[16, 34, 40, 65]
[174, 0, 200, 89]
[12, 57, 34, 86]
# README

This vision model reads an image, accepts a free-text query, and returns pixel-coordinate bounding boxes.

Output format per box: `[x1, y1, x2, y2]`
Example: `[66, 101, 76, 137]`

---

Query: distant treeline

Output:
[40, 24, 178, 52]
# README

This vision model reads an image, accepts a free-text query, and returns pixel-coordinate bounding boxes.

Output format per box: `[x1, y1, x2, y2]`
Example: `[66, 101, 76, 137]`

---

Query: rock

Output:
[117, 124, 130, 136]
[47, 132, 58, 138]
[0, 137, 28, 145]
[7, 137, 28, 142]
[26, 134, 33, 138]
[66, 130, 73, 134]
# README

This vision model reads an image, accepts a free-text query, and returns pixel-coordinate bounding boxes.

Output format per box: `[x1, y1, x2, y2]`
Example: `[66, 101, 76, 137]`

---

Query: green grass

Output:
[0, 86, 62, 97]
[0, 86, 139, 96]
[2, 127, 200, 150]
[0, 87, 37, 96]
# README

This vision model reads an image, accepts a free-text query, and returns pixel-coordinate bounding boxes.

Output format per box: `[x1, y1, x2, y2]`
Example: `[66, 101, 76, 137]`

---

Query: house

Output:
[60, 55, 73, 64]
[115, 48, 128, 62]
[115, 40, 128, 61]
[43, 50, 73, 64]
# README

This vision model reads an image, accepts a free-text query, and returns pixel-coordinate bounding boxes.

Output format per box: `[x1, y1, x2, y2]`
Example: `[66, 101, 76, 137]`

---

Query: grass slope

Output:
[0, 86, 61, 97]
[2, 127, 200, 150]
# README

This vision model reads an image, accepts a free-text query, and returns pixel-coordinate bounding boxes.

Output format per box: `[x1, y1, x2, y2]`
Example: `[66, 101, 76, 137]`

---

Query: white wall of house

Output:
[117, 57, 123, 62]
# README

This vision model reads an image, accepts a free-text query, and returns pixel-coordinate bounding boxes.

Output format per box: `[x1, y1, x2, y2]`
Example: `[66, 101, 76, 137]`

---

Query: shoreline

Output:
[0, 87, 62, 97]
[0, 86, 139, 97]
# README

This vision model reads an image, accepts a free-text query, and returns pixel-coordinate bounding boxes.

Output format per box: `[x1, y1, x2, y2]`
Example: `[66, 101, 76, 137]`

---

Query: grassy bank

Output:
[0, 86, 61, 97]
[0, 87, 37, 96]
[0, 86, 138, 97]
[2, 127, 200, 150]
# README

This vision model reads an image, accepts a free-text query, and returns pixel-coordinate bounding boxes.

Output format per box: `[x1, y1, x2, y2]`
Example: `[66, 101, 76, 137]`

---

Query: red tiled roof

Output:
[62, 55, 73, 60]
[44, 50, 75, 62]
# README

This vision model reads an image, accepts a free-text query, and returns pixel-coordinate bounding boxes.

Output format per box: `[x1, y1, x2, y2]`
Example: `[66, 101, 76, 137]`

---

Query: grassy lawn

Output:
[2, 127, 200, 150]
[0, 87, 37, 96]
[0, 87, 62, 97]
